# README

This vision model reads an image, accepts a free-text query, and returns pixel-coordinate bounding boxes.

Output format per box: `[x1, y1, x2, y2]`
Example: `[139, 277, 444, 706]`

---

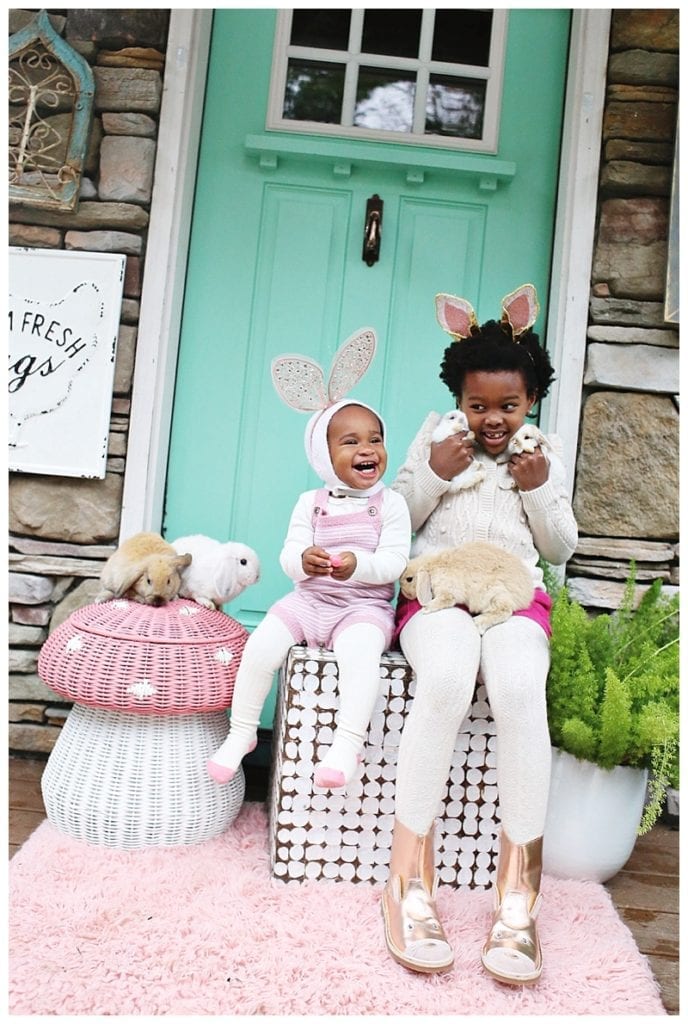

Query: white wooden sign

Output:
[8, 248, 125, 478]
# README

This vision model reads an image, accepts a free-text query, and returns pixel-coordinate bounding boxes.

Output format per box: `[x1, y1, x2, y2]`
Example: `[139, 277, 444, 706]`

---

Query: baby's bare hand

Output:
[429, 432, 475, 480]
[508, 448, 549, 491]
[330, 551, 356, 581]
[302, 546, 333, 576]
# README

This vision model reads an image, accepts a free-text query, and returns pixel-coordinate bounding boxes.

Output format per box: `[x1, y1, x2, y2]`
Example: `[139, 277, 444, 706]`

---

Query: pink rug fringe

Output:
[9, 802, 666, 1016]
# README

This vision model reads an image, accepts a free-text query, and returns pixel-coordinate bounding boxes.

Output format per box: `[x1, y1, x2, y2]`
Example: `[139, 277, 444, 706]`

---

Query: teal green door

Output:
[163, 9, 570, 724]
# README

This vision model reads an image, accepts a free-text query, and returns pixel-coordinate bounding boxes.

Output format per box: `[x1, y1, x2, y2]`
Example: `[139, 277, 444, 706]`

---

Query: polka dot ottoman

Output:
[268, 646, 500, 887]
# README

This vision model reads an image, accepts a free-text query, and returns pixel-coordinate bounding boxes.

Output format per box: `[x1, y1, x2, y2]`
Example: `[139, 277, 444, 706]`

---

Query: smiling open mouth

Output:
[354, 461, 378, 474]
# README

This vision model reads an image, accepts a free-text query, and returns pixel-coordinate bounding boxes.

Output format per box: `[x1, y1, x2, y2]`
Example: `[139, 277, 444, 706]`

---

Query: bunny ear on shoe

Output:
[435, 293, 479, 341]
[500, 283, 539, 338]
[271, 355, 329, 412]
[327, 327, 377, 403]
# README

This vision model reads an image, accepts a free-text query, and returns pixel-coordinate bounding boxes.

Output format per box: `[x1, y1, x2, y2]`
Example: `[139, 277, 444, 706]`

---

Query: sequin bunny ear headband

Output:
[271, 327, 377, 412]
[435, 283, 540, 342]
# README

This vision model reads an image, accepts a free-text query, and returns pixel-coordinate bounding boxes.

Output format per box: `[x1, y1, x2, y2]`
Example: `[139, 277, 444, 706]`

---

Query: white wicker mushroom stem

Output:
[42, 705, 245, 848]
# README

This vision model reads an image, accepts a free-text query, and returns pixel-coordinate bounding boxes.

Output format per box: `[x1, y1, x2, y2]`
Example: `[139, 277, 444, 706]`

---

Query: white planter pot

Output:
[543, 746, 648, 883]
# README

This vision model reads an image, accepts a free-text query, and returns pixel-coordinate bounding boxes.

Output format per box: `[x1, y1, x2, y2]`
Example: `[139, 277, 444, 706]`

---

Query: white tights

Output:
[210, 614, 386, 784]
[397, 608, 551, 844]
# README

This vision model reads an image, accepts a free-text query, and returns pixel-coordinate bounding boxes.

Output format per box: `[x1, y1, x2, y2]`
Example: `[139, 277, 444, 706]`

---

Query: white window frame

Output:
[266, 8, 508, 154]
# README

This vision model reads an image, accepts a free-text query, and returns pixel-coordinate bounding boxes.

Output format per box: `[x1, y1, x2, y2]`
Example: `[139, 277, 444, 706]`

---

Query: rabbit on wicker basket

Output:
[96, 532, 192, 606]
[171, 534, 261, 610]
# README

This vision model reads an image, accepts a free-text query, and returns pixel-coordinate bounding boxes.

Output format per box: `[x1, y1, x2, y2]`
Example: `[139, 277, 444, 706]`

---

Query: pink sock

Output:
[207, 759, 236, 784]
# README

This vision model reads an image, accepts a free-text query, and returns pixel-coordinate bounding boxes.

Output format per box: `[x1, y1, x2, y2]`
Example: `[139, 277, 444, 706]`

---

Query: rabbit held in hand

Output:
[400, 541, 534, 634]
[432, 410, 485, 489]
[432, 409, 472, 443]
[96, 532, 192, 606]
[508, 424, 567, 487]
[171, 534, 261, 610]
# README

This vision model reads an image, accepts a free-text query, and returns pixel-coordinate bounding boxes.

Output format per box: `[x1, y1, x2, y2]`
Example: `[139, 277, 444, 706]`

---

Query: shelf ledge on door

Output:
[244, 133, 516, 190]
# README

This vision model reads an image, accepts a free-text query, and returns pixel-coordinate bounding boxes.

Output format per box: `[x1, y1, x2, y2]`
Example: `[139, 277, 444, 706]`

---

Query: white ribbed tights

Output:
[397, 607, 551, 845]
[210, 614, 386, 784]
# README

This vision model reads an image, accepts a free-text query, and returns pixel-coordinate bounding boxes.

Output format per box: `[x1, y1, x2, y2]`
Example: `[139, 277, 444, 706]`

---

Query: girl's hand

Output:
[429, 432, 475, 480]
[330, 551, 356, 581]
[302, 546, 334, 576]
[508, 448, 549, 491]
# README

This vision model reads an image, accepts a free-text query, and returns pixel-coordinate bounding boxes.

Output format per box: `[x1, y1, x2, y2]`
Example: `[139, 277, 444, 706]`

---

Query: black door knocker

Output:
[362, 194, 383, 266]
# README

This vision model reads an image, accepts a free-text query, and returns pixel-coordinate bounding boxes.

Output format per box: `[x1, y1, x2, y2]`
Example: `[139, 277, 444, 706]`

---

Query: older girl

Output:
[382, 286, 578, 985]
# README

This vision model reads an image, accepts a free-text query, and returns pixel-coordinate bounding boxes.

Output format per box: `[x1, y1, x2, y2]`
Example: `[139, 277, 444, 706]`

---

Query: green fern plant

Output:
[545, 568, 679, 832]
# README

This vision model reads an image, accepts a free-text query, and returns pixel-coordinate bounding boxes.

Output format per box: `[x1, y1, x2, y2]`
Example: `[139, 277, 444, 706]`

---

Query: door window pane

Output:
[431, 10, 493, 66]
[354, 67, 415, 132]
[290, 9, 351, 51]
[361, 9, 422, 59]
[284, 60, 345, 123]
[270, 9, 506, 152]
[426, 75, 486, 140]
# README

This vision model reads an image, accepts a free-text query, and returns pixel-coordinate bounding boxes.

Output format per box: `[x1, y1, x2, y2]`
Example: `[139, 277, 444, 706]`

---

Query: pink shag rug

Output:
[9, 803, 665, 1016]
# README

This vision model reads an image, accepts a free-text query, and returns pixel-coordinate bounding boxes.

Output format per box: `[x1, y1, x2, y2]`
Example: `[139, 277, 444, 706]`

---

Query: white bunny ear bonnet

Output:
[271, 327, 386, 495]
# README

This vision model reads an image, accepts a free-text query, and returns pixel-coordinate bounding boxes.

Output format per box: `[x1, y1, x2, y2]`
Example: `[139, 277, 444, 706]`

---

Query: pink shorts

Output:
[392, 588, 552, 648]
[271, 590, 395, 650]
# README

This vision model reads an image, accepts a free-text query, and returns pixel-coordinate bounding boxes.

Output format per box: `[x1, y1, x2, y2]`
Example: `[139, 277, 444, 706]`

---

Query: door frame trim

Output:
[121, 8, 610, 536]
[119, 8, 213, 539]
[540, 9, 611, 495]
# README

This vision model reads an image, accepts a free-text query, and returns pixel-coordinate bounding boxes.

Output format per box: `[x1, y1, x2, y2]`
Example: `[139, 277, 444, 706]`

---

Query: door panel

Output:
[230, 183, 356, 623]
[376, 195, 487, 468]
[163, 8, 570, 726]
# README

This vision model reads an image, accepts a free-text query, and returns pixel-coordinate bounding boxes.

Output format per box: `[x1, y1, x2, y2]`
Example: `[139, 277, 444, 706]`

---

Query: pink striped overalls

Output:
[270, 488, 396, 649]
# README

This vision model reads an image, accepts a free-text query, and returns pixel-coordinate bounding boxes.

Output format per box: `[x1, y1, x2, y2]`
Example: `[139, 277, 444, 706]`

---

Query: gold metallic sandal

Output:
[381, 819, 454, 974]
[481, 829, 543, 985]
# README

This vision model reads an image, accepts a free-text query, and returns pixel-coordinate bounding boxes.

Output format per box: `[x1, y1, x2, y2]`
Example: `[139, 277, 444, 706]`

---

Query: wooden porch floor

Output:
[9, 754, 679, 1014]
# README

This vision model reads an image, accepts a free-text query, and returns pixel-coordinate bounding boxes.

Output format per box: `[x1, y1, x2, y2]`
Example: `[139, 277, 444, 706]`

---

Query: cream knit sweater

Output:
[392, 412, 578, 590]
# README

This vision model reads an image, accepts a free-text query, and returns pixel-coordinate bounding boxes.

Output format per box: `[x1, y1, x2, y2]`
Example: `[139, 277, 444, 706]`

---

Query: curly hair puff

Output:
[439, 319, 556, 401]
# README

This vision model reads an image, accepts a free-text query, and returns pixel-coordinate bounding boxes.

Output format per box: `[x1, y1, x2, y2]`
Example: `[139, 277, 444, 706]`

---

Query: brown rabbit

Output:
[95, 532, 192, 606]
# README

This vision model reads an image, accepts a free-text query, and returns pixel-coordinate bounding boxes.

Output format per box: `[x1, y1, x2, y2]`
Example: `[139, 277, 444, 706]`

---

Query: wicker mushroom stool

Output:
[37, 598, 248, 849]
[268, 646, 500, 887]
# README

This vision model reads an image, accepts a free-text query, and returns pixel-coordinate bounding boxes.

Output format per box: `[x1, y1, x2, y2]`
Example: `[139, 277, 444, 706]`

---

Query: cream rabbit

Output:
[171, 534, 261, 610]
[96, 532, 192, 606]
[399, 541, 534, 634]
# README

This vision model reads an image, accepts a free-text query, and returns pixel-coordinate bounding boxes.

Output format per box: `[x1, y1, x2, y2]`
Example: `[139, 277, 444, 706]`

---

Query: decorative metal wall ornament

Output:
[9, 9, 94, 211]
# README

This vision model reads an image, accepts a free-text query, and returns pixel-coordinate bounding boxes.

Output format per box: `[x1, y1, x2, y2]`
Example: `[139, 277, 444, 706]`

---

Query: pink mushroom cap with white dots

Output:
[38, 598, 249, 715]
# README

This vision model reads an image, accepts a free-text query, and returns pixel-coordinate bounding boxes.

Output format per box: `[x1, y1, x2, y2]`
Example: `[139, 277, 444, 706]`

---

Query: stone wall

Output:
[568, 9, 679, 610]
[7, 9, 680, 755]
[8, 8, 170, 753]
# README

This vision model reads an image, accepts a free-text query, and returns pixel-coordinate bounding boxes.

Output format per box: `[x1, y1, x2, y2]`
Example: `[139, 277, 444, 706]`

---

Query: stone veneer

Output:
[571, 8, 679, 609]
[9, 8, 170, 753]
[7, 9, 680, 754]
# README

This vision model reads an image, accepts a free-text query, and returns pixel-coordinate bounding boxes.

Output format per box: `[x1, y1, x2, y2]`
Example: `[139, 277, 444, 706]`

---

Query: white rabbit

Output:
[508, 424, 567, 487]
[432, 410, 485, 489]
[171, 535, 261, 610]
[432, 408, 472, 443]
